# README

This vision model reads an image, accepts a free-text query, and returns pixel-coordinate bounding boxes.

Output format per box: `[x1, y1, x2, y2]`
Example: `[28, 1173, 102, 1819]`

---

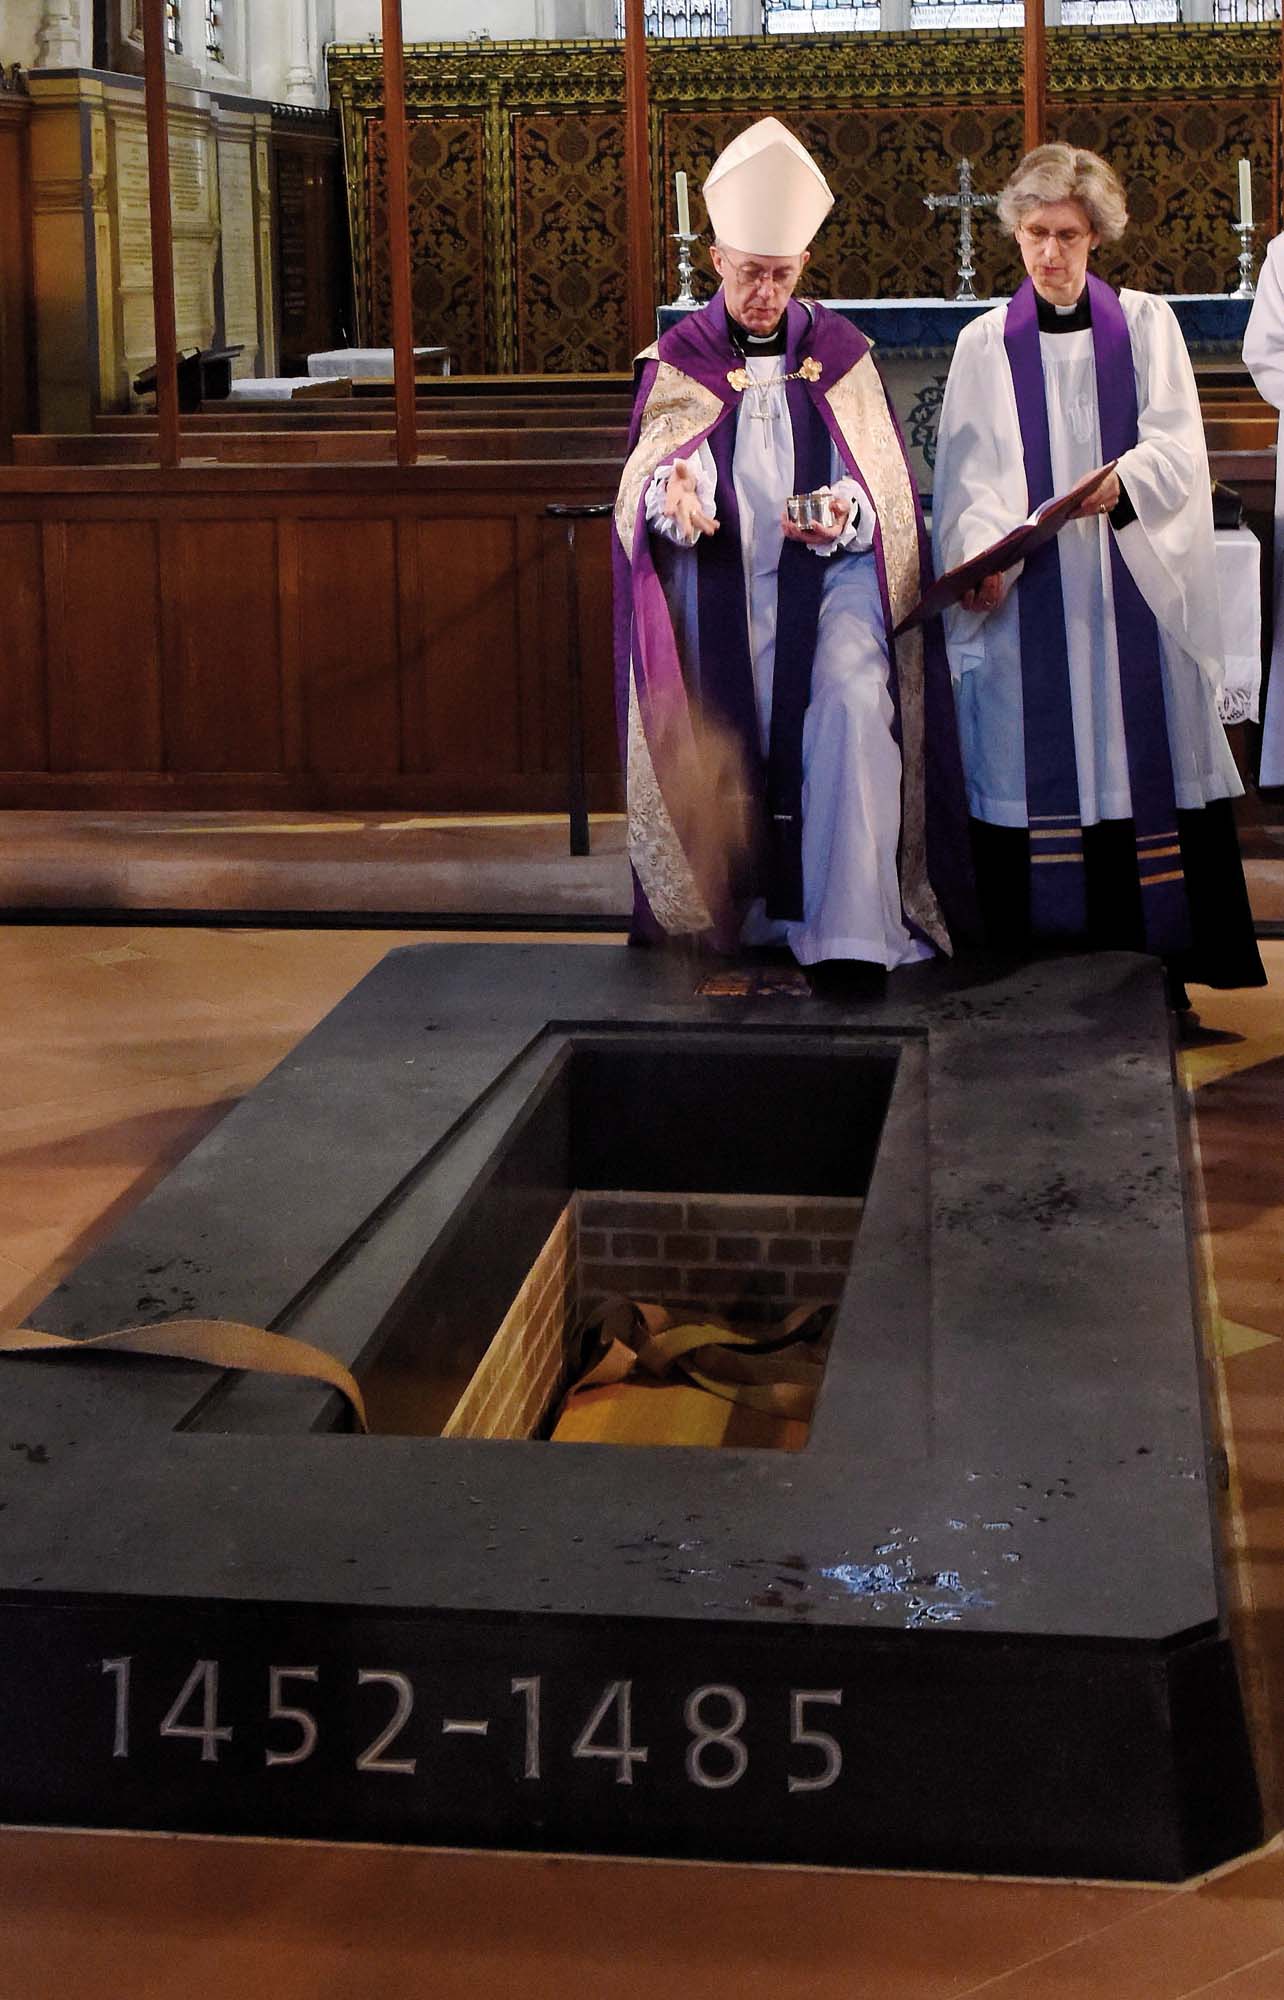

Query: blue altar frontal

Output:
[658, 294, 1253, 492]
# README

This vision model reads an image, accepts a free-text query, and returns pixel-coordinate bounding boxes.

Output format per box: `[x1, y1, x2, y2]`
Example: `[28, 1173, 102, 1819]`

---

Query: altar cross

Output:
[923, 159, 999, 305]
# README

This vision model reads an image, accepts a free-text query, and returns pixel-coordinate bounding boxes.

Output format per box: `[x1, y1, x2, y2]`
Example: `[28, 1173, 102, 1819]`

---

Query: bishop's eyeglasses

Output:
[716, 254, 806, 290]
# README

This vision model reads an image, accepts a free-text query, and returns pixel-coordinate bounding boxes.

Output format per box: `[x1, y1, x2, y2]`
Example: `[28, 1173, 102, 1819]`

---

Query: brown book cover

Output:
[895, 459, 1119, 635]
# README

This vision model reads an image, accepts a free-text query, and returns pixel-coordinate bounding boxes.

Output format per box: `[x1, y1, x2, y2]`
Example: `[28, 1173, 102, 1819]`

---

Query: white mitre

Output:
[702, 116, 834, 257]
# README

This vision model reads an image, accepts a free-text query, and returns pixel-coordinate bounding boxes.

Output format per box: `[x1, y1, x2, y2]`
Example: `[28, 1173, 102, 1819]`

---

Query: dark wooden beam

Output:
[1023, 0, 1047, 154]
[139, 0, 180, 468]
[622, 0, 656, 357]
[380, 0, 418, 468]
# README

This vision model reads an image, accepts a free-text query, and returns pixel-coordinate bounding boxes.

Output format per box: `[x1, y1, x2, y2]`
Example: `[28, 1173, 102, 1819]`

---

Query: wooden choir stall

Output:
[0, 3, 1280, 813]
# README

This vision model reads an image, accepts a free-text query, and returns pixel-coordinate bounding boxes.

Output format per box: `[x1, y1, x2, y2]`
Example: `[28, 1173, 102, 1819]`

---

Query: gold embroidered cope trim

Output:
[626, 676, 712, 936]
[615, 360, 723, 556]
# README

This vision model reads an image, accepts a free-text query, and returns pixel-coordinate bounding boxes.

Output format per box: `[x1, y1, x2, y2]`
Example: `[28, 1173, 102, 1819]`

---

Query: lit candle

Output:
[1238, 158, 1253, 229]
[675, 169, 691, 238]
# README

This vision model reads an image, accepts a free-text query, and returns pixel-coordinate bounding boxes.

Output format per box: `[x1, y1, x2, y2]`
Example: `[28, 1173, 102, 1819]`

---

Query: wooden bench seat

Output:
[13, 428, 629, 467]
[98, 402, 634, 433]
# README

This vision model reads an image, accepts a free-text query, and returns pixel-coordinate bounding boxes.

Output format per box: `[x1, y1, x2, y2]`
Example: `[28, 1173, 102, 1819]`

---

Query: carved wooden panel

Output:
[0, 522, 47, 770]
[0, 465, 624, 810]
[53, 520, 164, 772]
[164, 520, 284, 772]
[418, 517, 524, 773]
[297, 517, 402, 775]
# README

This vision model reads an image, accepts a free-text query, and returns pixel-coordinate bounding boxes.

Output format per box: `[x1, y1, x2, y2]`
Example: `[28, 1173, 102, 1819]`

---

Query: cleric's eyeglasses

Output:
[717, 255, 805, 289]
[1019, 225, 1092, 249]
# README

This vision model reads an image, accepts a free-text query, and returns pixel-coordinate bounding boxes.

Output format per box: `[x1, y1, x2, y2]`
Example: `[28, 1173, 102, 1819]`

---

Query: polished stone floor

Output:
[0, 924, 1281, 1997]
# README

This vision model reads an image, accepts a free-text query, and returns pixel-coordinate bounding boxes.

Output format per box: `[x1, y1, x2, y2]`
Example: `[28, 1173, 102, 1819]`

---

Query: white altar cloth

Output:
[226, 378, 308, 402]
[307, 347, 450, 378]
[1215, 525, 1262, 728]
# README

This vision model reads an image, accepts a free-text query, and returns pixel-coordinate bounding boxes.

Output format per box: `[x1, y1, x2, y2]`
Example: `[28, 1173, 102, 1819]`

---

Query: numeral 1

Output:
[102, 1656, 131, 1759]
[511, 1676, 540, 1780]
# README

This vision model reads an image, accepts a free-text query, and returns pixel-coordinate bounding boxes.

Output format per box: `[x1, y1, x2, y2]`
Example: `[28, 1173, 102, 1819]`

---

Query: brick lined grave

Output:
[366, 1190, 862, 1446]
[0, 944, 1261, 1880]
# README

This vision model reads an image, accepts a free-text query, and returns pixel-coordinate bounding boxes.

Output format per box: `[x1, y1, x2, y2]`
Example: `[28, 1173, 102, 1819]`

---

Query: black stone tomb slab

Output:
[0, 944, 1260, 1879]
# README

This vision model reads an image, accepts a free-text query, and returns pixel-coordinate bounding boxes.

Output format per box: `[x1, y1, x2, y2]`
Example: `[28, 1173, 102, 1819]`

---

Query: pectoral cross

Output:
[923, 158, 998, 304]
[748, 375, 785, 429]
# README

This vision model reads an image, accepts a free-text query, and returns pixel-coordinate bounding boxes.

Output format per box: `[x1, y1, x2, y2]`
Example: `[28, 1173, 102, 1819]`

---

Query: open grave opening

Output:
[356, 1031, 899, 1447]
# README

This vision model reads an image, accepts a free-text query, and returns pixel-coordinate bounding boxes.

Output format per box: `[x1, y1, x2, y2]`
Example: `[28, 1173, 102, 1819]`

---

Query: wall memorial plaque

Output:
[217, 141, 259, 364]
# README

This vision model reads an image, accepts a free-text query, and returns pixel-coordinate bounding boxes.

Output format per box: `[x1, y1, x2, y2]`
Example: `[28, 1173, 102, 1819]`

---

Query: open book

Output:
[895, 460, 1119, 635]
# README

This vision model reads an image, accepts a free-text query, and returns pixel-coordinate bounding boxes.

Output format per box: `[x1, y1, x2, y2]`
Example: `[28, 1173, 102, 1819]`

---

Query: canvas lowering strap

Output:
[569, 1297, 830, 1423]
[0, 1319, 368, 1432]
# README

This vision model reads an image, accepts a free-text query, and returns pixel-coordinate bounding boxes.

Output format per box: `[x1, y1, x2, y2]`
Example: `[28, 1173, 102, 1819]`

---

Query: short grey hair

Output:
[997, 144, 1128, 244]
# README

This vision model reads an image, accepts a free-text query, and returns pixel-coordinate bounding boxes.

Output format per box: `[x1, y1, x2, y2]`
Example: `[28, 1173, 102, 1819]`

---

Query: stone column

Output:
[284, 0, 318, 105]
[34, 0, 83, 68]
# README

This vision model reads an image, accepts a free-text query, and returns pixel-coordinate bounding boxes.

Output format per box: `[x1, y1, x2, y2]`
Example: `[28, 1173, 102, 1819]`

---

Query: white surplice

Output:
[931, 289, 1242, 829]
[646, 352, 930, 967]
[1243, 235, 1284, 787]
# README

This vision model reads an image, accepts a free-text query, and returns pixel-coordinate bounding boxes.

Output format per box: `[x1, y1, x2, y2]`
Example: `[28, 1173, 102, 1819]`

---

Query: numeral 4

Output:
[572, 1680, 649, 1785]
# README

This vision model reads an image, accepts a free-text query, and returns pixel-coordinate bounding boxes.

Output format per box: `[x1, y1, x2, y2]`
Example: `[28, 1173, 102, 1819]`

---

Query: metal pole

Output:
[380, 0, 418, 467]
[140, 0, 180, 468]
[1023, 0, 1047, 154]
[547, 502, 612, 857]
[622, 0, 656, 357]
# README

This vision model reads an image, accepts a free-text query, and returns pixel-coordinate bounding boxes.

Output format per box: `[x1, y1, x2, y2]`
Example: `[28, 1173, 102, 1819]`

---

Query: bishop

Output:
[613, 116, 975, 988]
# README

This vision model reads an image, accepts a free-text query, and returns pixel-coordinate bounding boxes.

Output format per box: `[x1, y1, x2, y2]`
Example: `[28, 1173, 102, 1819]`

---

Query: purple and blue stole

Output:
[1002, 275, 1190, 954]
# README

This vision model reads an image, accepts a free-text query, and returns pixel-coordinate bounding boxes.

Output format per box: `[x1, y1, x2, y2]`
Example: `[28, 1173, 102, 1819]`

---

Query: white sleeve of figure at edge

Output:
[1244, 236, 1284, 410]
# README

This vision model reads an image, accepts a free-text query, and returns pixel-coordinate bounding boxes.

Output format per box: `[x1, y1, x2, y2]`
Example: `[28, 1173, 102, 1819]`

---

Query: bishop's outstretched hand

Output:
[664, 459, 719, 541]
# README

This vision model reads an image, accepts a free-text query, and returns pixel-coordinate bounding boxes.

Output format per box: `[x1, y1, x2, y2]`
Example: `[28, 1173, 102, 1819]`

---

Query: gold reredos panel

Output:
[328, 29, 1280, 373]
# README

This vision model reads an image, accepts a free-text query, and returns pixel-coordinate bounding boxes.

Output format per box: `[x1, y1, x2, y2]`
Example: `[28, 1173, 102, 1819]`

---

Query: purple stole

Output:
[1002, 275, 1190, 954]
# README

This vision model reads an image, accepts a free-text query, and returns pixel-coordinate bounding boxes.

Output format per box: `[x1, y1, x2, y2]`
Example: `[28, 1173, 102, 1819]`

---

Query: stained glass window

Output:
[165, 0, 182, 55]
[614, 0, 733, 33]
[907, 1, 1023, 23]
[764, 0, 880, 31]
[205, 0, 224, 62]
[764, 0, 1215, 24]
[1060, 0, 1179, 22]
